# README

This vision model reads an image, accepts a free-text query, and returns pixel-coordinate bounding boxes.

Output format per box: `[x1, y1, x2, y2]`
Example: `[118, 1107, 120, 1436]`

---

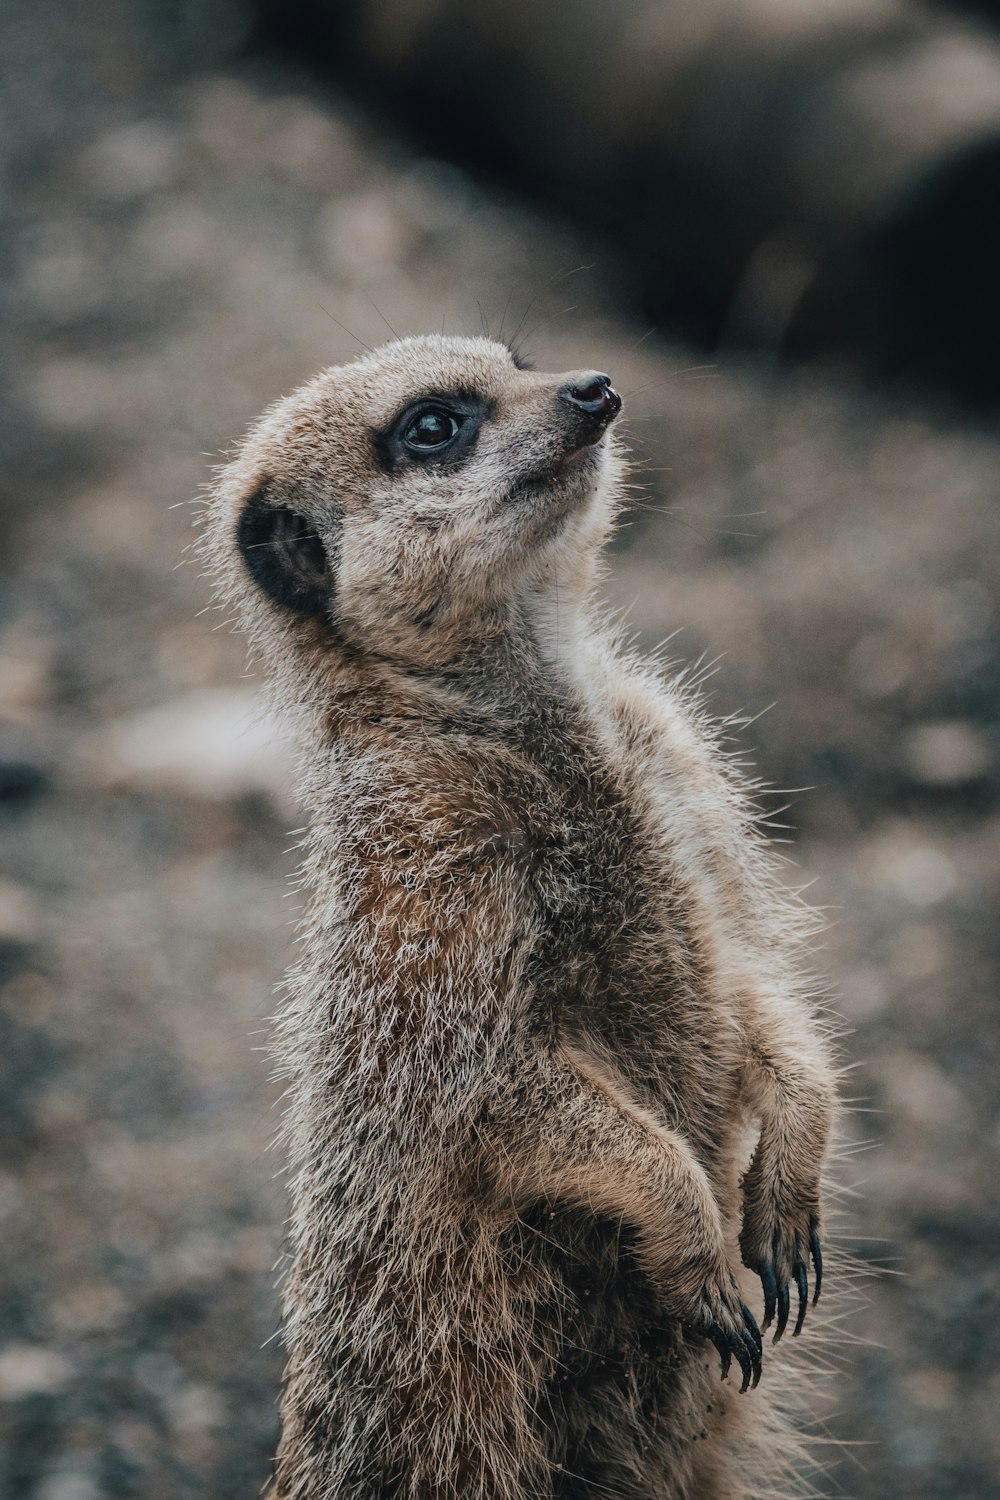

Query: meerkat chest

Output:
[515, 733, 744, 1129]
[520, 748, 705, 1005]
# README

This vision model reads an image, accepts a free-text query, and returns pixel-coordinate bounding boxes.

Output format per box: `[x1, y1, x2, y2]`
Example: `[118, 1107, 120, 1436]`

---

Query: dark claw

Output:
[740, 1328, 762, 1389]
[759, 1263, 777, 1331]
[809, 1217, 823, 1305]
[742, 1302, 763, 1359]
[731, 1330, 753, 1394]
[792, 1261, 809, 1337]
[773, 1276, 790, 1343]
[706, 1320, 732, 1381]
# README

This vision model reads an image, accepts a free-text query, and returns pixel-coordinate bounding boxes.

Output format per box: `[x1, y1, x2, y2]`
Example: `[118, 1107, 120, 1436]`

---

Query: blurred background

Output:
[1, 1, 999, 1496]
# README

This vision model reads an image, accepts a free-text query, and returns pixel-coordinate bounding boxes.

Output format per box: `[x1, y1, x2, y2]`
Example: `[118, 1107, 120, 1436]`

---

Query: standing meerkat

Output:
[201, 335, 838, 1500]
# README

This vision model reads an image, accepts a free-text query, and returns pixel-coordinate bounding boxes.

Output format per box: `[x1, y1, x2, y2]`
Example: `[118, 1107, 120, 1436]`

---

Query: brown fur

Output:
[199, 336, 838, 1499]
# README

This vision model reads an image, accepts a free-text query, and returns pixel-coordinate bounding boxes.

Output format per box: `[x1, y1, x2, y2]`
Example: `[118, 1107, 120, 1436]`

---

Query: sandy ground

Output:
[2, 8, 999, 1498]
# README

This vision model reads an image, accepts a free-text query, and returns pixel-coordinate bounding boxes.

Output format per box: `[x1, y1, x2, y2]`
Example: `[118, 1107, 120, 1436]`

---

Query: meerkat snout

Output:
[558, 371, 621, 426]
[554, 371, 622, 470]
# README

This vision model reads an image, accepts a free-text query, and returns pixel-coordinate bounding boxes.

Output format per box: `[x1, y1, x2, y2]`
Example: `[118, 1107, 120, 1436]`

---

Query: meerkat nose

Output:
[559, 373, 622, 423]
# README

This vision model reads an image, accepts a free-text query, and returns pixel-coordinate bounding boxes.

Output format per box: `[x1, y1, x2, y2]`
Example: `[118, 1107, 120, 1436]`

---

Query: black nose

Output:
[559, 372, 622, 421]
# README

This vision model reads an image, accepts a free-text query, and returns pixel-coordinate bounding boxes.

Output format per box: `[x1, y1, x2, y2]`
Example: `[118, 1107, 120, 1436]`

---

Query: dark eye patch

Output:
[237, 482, 337, 618]
[373, 391, 493, 473]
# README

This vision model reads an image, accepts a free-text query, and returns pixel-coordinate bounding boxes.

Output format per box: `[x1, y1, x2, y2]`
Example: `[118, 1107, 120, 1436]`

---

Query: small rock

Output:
[878, 1051, 965, 1129]
[902, 719, 991, 785]
[838, 965, 888, 1020]
[74, 687, 295, 808]
[83, 120, 182, 200]
[133, 1351, 184, 1399]
[0, 880, 41, 943]
[37, 1473, 100, 1500]
[169, 1382, 226, 1435]
[28, 356, 120, 430]
[893, 846, 958, 906]
[0, 1344, 72, 1399]
[0, 754, 51, 802]
[318, 190, 412, 279]
[890, 922, 947, 983]
[903, 1366, 958, 1412]
[0, 641, 53, 720]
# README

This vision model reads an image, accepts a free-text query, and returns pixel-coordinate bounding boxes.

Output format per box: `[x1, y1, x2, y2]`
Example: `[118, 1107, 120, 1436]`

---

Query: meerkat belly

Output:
[508, 772, 746, 1477]
[508, 1200, 716, 1500]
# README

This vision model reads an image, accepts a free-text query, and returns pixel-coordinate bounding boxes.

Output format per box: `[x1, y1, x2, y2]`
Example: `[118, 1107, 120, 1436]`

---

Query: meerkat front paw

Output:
[739, 1171, 822, 1341]
[682, 1267, 763, 1392]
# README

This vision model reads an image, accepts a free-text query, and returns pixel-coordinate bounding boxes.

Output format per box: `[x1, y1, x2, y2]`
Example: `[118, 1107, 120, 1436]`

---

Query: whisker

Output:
[497, 287, 515, 346]
[363, 291, 399, 340]
[506, 261, 594, 352]
[623, 365, 719, 398]
[318, 304, 372, 353]
[624, 501, 756, 540]
[628, 325, 658, 352]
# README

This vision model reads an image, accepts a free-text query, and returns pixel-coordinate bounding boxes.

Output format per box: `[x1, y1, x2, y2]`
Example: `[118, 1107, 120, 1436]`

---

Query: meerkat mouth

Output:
[545, 430, 610, 487]
[555, 435, 606, 475]
[505, 431, 610, 511]
[506, 445, 601, 507]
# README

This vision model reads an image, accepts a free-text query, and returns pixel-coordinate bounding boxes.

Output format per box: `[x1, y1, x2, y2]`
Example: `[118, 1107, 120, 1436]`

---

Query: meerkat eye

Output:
[375, 394, 491, 471]
[402, 409, 461, 452]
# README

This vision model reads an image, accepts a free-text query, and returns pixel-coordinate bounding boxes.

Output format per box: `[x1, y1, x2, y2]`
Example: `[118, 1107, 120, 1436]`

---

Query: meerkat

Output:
[201, 335, 838, 1500]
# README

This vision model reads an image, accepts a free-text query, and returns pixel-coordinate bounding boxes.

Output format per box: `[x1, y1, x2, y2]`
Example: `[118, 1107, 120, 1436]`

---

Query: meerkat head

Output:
[203, 335, 624, 678]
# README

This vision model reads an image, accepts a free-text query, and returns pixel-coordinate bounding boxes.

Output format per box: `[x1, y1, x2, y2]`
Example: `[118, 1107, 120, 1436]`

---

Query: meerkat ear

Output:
[237, 485, 335, 618]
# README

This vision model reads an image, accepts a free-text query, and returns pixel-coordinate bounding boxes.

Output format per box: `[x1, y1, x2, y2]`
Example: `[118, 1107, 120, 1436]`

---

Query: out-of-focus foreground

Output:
[1, 3, 999, 1497]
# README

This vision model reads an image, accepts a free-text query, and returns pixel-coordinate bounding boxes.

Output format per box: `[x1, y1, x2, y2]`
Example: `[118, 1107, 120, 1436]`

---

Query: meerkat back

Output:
[200, 335, 839, 1500]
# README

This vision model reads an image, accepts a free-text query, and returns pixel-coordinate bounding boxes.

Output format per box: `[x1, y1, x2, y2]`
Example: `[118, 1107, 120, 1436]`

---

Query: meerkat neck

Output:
[515, 584, 589, 685]
[280, 599, 603, 773]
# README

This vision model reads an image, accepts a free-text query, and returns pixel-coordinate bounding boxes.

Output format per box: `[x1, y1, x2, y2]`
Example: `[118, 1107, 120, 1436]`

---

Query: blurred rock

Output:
[903, 719, 992, 785]
[36, 1473, 100, 1500]
[838, 964, 888, 1020]
[0, 1346, 72, 1400]
[318, 190, 413, 278]
[872, 835, 959, 906]
[0, 640, 54, 723]
[257, 0, 1000, 398]
[0, 881, 41, 945]
[0, 754, 52, 803]
[83, 121, 183, 201]
[74, 688, 296, 809]
[877, 1050, 966, 1130]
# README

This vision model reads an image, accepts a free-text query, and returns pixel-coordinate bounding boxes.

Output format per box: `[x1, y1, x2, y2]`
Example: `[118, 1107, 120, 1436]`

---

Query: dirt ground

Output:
[1, 7, 999, 1498]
